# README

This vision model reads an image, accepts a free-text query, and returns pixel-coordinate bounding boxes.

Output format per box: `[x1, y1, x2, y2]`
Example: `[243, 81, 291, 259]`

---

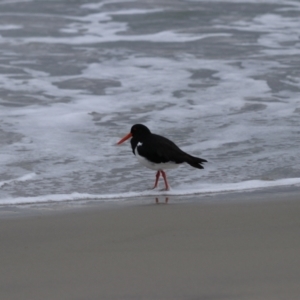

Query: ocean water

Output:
[1, 0, 300, 205]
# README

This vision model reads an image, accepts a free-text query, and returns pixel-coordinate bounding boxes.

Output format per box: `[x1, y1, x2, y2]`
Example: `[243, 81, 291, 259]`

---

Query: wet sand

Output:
[0, 191, 300, 300]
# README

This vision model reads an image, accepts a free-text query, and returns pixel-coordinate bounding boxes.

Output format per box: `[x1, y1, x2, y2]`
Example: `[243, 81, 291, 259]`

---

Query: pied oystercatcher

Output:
[117, 124, 207, 190]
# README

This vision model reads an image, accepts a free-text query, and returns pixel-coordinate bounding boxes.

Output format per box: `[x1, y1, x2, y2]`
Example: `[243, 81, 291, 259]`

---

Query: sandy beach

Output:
[1, 190, 300, 300]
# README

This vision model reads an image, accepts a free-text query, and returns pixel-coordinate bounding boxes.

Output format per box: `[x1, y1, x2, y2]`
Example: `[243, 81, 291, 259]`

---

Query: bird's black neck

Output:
[130, 137, 140, 155]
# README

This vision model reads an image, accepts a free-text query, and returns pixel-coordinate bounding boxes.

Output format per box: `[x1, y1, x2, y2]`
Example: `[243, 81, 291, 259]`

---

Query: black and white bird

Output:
[117, 124, 207, 190]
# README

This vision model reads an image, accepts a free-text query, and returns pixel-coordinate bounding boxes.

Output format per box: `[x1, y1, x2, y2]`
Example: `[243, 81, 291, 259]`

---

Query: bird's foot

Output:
[159, 187, 170, 192]
[150, 185, 158, 190]
[148, 187, 169, 191]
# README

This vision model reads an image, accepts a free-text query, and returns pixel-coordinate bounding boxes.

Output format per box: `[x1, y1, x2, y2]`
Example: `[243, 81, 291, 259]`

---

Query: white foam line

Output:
[81, 0, 136, 10]
[1, 32, 231, 45]
[187, 0, 299, 4]
[0, 173, 37, 188]
[1, 178, 300, 205]
[0, 25, 23, 30]
[0, 0, 32, 5]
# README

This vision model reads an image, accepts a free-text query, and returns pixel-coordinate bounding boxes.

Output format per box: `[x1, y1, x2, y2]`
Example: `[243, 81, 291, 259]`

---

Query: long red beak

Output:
[117, 132, 132, 145]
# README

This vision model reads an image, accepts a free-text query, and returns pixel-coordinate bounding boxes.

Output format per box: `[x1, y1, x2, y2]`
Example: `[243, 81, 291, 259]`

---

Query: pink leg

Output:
[160, 170, 170, 191]
[153, 171, 161, 189]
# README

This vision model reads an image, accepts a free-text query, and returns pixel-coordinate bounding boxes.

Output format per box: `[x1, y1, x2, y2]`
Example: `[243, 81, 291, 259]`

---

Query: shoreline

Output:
[1, 188, 300, 299]
[2, 176, 300, 209]
[0, 184, 300, 219]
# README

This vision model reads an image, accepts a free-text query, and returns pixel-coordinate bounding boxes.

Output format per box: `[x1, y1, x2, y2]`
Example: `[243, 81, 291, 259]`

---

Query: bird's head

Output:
[117, 124, 151, 144]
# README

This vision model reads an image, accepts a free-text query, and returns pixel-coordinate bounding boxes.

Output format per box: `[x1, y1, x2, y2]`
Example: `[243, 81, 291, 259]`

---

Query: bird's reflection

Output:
[155, 197, 169, 204]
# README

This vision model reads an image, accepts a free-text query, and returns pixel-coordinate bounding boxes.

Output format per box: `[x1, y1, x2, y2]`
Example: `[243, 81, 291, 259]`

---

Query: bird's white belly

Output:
[135, 146, 179, 171]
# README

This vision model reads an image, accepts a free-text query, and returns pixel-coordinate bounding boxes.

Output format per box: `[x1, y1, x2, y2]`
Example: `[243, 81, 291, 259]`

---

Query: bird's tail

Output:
[185, 154, 207, 169]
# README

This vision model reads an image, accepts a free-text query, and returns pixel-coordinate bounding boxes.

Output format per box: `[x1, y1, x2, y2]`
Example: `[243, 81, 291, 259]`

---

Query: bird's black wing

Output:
[138, 134, 207, 169]
[137, 134, 186, 164]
